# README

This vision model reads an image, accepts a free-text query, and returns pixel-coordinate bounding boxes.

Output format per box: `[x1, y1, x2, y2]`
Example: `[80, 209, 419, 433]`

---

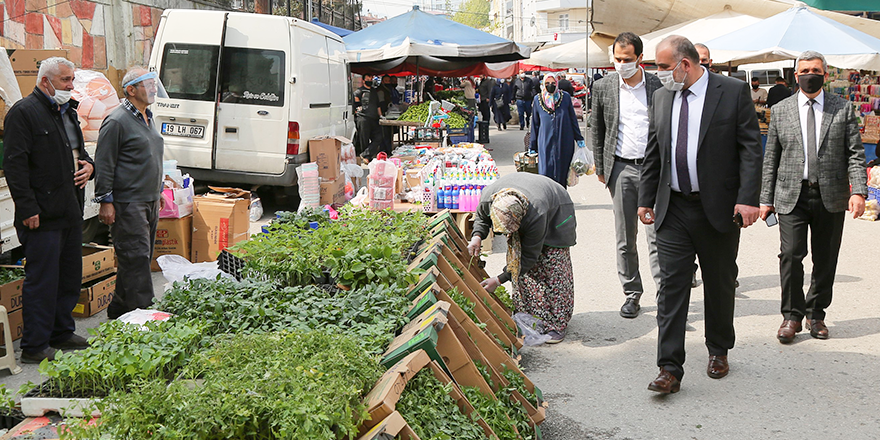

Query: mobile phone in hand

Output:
[766, 212, 778, 227]
[733, 212, 744, 228]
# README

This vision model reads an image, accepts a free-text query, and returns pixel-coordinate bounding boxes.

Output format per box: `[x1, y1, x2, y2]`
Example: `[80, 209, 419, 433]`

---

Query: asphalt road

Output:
[3, 118, 879, 440]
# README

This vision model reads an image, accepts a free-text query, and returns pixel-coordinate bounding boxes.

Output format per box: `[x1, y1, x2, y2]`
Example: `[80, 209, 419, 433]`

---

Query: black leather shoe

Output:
[50, 334, 90, 350]
[21, 348, 56, 364]
[620, 298, 640, 319]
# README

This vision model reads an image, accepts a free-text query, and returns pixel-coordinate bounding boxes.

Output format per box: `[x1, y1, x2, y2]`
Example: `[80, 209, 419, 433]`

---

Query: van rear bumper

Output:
[180, 153, 309, 187]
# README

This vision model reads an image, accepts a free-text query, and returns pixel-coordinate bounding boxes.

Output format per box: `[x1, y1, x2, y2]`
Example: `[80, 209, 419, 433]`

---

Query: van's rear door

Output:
[213, 15, 290, 174]
[326, 36, 351, 138]
[152, 10, 226, 170]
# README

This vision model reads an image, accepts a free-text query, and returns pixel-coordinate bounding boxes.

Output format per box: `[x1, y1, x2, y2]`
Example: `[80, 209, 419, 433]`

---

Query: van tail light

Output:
[287, 122, 300, 155]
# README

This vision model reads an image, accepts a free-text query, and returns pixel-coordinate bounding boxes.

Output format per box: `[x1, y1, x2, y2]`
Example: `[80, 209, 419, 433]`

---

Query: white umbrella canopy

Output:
[640, 9, 763, 62]
[705, 5, 880, 70]
[527, 37, 611, 69]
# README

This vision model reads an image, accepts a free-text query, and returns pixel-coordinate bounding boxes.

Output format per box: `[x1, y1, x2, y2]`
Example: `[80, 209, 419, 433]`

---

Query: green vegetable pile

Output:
[64, 332, 381, 440]
[158, 278, 410, 353]
[396, 369, 488, 440]
[397, 101, 468, 128]
[38, 320, 204, 398]
[0, 267, 24, 284]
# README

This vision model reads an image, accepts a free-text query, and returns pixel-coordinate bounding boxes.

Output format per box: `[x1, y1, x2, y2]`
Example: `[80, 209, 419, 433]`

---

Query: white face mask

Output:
[614, 61, 640, 79]
[52, 89, 72, 105]
[657, 59, 687, 92]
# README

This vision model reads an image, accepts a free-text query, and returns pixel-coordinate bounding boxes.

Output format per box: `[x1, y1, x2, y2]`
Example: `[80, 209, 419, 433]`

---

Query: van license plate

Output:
[161, 123, 205, 138]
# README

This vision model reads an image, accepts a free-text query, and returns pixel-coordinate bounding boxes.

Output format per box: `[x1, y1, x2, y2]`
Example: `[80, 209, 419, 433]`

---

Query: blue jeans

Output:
[516, 99, 532, 128]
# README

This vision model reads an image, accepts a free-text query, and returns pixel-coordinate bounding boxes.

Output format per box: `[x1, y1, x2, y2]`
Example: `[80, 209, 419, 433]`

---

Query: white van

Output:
[148, 10, 353, 189]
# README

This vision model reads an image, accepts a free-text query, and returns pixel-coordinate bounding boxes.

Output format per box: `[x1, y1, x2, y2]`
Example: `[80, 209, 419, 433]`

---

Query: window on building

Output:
[558, 13, 569, 30]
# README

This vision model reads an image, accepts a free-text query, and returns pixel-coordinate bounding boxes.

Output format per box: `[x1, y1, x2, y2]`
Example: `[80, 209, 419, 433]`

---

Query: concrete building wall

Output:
[0, 0, 225, 70]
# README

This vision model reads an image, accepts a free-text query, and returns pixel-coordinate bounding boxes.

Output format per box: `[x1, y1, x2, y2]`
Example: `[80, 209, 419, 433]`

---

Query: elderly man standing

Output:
[3, 57, 94, 363]
[95, 67, 165, 319]
[761, 51, 867, 343]
[591, 32, 662, 319]
[638, 36, 762, 393]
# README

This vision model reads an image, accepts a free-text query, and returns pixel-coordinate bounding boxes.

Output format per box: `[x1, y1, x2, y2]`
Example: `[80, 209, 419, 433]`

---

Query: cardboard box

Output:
[159, 186, 195, 219]
[8, 49, 68, 96]
[357, 411, 421, 440]
[319, 178, 345, 206]
[0, 307, 23, 342]
[82, 245, 116, 284]
[191, 191, 250, 263]
[0, 269, 24, 312]
[152, 216, 193, 271]
[73, 274, 116, 318]
[309, 136, 349, 179]
[362, 350, 432, 430]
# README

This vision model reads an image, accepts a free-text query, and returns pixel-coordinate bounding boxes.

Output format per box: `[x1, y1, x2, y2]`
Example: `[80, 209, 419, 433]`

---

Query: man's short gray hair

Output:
[122, 66, 148, 97]
[796, 50, 828, 72]
[659, 35, 700, 65]
[36, 57, 75, 84]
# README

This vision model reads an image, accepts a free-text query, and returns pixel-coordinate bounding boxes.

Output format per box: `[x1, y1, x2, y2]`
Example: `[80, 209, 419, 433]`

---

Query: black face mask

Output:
[752, 84, 759, 90]
[701, 63, 711, 71]
[798, 73, 824, 94]
[545, 84, 556, 93]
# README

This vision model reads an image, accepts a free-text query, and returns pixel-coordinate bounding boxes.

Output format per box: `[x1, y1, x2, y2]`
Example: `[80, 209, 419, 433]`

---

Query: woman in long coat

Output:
[530, 75, 584, 187]
[467, 173, 577, 343]
[490, 79, 512, 130]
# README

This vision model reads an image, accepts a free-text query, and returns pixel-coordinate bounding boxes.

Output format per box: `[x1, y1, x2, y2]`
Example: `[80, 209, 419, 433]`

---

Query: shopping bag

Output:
[571, 145, 595, 176]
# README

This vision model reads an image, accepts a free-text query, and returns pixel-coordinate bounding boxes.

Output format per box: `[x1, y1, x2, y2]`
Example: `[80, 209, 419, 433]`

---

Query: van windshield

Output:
[220, 48, 285, 107]
[160, 43, 219, 101]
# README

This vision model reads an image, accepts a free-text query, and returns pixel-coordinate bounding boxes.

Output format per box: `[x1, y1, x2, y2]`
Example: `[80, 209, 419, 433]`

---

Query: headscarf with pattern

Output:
[540, 75, 563, 112]
[490, 188, 530, 294]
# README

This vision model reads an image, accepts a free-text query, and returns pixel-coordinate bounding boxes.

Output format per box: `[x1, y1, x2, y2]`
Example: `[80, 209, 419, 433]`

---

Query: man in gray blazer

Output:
[760, 50, 867, 344]
[591, 32, 662, 318]
[638, 36, 762, 393]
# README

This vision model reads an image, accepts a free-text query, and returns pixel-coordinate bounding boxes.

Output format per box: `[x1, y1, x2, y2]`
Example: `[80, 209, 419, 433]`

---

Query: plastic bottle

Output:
[475, 184, 482, 207]
[444, 184, 453, 209]
[423, 182, 435, 212]
[436, 181, 446, 209]
[451, 184, 460, 210]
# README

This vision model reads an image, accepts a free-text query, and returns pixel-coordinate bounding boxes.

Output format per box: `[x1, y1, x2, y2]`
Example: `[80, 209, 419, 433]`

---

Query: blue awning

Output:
[310, 18, 353, 37]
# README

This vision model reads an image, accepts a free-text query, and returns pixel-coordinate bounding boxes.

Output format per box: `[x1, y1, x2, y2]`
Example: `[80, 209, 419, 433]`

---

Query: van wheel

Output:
[269, 186, 301, 212]
[82, 217, 110, 245]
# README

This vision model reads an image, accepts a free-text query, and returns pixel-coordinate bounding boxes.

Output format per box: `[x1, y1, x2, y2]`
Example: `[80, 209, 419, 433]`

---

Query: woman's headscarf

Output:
[490, 189, 530, 293]
[541, 75, 562, 112]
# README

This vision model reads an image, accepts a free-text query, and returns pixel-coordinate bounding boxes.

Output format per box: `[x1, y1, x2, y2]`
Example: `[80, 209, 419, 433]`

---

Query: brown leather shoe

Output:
[707, 355, 729, 379]
[777, 319, 802, 344]
[648, 368, 681, 394]
[806, 319, 829, 339]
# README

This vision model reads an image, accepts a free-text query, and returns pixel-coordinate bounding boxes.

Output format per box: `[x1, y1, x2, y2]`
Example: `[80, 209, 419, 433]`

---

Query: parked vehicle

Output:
[148, 10, 354, 192]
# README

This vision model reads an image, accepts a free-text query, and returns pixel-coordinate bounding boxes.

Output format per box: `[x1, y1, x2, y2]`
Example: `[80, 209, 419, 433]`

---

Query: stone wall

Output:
[0, 0, 225, 70]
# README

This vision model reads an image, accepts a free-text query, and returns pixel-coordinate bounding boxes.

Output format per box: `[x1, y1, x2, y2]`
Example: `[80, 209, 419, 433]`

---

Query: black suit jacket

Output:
[639, 72, 762, 233]
[3, 88, 93, 231]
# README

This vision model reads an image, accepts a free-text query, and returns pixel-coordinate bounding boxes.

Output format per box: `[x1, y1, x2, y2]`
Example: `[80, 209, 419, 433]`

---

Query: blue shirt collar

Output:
[38, 87, 70, 113]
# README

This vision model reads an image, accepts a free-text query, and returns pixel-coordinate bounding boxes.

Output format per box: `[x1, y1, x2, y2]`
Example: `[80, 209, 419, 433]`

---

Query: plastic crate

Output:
[218, 250, 247, 281]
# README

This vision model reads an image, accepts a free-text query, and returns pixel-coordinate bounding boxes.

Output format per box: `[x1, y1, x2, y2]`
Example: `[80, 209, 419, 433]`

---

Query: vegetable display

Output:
[396, 370, 488, 440]
[0, 267, 24, 284]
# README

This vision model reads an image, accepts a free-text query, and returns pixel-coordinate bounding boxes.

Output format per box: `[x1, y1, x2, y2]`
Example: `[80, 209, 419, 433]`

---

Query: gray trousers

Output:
[108, 200, 160, 318]
[608, 160, 661, 300]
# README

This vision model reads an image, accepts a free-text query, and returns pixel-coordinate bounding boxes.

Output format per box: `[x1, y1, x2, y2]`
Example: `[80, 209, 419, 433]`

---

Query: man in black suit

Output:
[766, 76, 792, 108]
[557, 73, 575, 97]
[638, 36, 762, 394]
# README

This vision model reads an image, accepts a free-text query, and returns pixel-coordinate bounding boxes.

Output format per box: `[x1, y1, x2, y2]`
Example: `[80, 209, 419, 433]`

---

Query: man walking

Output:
[3, 57, 93, 363]
[638, 36, 762, 393]
[95, 67, 165, 319]
[590, 32, 662, 318]
[761, 51, 867, 343]
[478, 75, 496, 122]
[513, 70, 533, 130]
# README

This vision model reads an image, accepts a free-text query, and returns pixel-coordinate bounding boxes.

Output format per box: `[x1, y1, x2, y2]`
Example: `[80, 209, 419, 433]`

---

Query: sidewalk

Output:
[482, 122, 880, 439]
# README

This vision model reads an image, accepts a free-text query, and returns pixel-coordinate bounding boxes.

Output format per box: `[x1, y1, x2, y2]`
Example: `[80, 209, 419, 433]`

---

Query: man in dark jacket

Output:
[477, 76, 496, 122]
[766, 76, 792, 108]
[557, 73, 576, 96]
[3, 57, 94, 363]
[512, 71, 534, 130]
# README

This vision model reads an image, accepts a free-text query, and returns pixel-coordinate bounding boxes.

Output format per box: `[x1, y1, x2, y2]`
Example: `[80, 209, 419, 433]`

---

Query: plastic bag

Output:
[157, 254, 234, 285]
[571, 145, 595, 176]
[249, 197, 264, 222]
[116, 309, 173, 328]
[71, 70, 121, 141]
[567, 167, 579, 187]
[513, 312, 552, 346]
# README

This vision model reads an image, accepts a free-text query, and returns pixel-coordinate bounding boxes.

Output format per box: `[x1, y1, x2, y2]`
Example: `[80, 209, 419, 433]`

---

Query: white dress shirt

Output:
[797, 90, 824, 180]
[615, 69, 650, 159]
[670, 66, 709, 193]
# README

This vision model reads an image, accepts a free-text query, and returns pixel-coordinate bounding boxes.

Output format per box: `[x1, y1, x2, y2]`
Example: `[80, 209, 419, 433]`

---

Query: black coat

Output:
[766, 83, 792, 108]
[558, 78, 575, 96]
[3, 88, 93, 231]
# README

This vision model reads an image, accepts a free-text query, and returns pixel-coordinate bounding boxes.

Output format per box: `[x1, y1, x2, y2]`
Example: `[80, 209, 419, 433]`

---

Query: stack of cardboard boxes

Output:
[310, 136, 347, 206]
[74, 245, 118, 318]
[0, 269, 24, 341]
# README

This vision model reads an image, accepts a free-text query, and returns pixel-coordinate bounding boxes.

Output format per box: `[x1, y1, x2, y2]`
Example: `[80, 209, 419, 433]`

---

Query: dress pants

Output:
[355, 116, 382, 159]
[608, 160, 661, 300]
[17, 225, 82, 354]
[655, 193, 739, 380]
[108, 200, 159, 319]
[778, 183, 845, 322]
